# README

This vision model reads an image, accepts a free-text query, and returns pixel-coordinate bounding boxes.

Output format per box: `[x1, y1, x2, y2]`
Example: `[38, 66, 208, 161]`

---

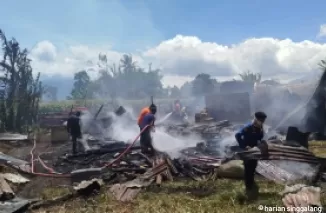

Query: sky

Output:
[1, 0, 326, 96]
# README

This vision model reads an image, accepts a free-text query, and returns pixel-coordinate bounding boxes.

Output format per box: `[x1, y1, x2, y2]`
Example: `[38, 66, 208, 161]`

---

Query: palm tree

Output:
[239, 70, 262, 83]
[318, 59, 326, 70]
[120, 54, 137, 73]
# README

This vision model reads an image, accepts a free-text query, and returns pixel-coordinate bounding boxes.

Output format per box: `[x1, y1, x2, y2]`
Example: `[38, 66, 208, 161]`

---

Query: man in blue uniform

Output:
[235, 111, 267, 198]
[139, 106, 156, 155]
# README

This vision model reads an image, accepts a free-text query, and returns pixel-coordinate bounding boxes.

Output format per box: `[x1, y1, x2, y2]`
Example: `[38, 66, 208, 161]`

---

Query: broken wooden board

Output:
[110, 177, 154, 202]
[110, 159, 169, 201]
[0, 176, 14, 201]
[0, 133, 28, 141]
[0, 152, 32, 173]
[0, 173, 29, 184]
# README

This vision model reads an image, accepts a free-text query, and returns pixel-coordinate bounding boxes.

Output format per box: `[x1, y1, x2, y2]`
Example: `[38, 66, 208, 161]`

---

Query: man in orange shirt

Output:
[137, 104, 157, 127]
[137, 104, 157, 155]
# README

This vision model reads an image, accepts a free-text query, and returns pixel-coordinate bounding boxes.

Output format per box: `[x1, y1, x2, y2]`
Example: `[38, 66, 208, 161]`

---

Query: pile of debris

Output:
[1, 118, 326, 212]
[161, 120, 235, 139]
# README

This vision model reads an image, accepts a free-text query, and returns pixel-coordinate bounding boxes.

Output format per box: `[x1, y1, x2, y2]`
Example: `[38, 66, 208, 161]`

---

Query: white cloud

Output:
[317, 24, 326, 38]
[29, 35, 326, 87]
[30, 40, 57, 62]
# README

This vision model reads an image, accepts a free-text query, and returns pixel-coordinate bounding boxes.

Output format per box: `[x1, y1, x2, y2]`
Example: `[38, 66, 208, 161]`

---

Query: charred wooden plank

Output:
[156, 174, 162, 184]
[166, 157, 178, 174]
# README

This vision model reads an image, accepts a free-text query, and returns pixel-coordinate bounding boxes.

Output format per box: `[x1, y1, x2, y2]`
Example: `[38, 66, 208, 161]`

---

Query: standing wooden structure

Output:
[205, 92, 251, 122]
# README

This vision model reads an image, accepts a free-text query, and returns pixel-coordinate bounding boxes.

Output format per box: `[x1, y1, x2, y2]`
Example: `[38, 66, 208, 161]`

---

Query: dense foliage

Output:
[0, 29, 43, 132]
[66, 54, 230, 102]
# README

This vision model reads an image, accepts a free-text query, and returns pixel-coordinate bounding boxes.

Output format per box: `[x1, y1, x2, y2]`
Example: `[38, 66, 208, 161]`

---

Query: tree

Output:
[192, 73, 216, 96]
[86, 53, 163, 100]
[0, 29, 43, 132]
[68, 71, 93, 100]
[239, 70, 262, 83]
[95, 53, 118, 100]
[170, 86, 181, 98]
[179, 81, 192, 98]
[120, 54, 137, 73]
[318, 59, 326, 69]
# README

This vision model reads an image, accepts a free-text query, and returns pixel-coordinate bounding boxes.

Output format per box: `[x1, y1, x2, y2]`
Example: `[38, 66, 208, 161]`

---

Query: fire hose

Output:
[30, 124, 152, 178]
[31, 124, 222, 178]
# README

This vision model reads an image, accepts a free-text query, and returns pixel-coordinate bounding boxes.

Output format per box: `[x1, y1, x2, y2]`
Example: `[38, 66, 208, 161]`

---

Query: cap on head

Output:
[255, 111, 267, 122]
[149, 103, 157, 114]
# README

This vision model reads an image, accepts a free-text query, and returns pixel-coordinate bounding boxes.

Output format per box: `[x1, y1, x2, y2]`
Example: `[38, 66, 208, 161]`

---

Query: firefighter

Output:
[138, 104, 157, 155]
[235, 111, 267, 199]
[170, 100, 183, 122]
[174, 100, 181, 112]
[67, 111, 82, 155]
[180, 107, 189, 124]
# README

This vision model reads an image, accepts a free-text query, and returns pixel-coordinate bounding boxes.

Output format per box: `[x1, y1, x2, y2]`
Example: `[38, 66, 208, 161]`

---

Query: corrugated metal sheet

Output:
[256, 160, 319, 184]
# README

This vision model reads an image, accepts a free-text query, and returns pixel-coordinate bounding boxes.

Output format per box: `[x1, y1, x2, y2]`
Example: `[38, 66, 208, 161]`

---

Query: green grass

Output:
[34, 179, 287, 213]
[39, 98, 192, 113]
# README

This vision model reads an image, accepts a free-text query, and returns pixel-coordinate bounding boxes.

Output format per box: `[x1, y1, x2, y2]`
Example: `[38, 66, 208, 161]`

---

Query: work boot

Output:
[245, 183, 259, 201]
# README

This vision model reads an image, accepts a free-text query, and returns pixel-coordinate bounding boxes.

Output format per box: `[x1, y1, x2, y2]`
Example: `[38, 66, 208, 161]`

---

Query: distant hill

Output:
[41, 74, 73, 100]
[289, 70, 321, 85]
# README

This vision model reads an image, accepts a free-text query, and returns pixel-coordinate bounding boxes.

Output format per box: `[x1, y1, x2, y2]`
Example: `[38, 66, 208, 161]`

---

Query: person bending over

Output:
[235, 111, 267, 198]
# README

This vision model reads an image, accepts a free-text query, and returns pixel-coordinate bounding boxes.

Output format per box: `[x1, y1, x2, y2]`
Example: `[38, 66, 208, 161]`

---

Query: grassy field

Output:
[28, 141, 326, 213]
[39, 98, 190, 113]
[36, 179, 285, 213]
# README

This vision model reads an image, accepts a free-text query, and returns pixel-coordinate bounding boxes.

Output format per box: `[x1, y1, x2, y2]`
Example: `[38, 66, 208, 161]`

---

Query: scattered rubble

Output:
[281, 184, 322, 212]
[0, 176, 14, 201]
[0, 133, 29, 141]
[1, 112, 326, 211]
[0, 197, 31, 213]
[0, 173, 29, 184]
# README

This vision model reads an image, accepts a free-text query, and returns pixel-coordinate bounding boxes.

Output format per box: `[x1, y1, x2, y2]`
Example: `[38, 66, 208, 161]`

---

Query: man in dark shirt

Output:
[235, 111, 267, 198]
[139, 106, 156, 156]
[67, 111, 82, 154]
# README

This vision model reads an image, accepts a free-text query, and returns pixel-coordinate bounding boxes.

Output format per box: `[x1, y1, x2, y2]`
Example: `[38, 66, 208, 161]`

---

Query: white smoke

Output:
[152, 126, 201, 158]
[98, 107, 202, 158]
[78, 106, 240, 159]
